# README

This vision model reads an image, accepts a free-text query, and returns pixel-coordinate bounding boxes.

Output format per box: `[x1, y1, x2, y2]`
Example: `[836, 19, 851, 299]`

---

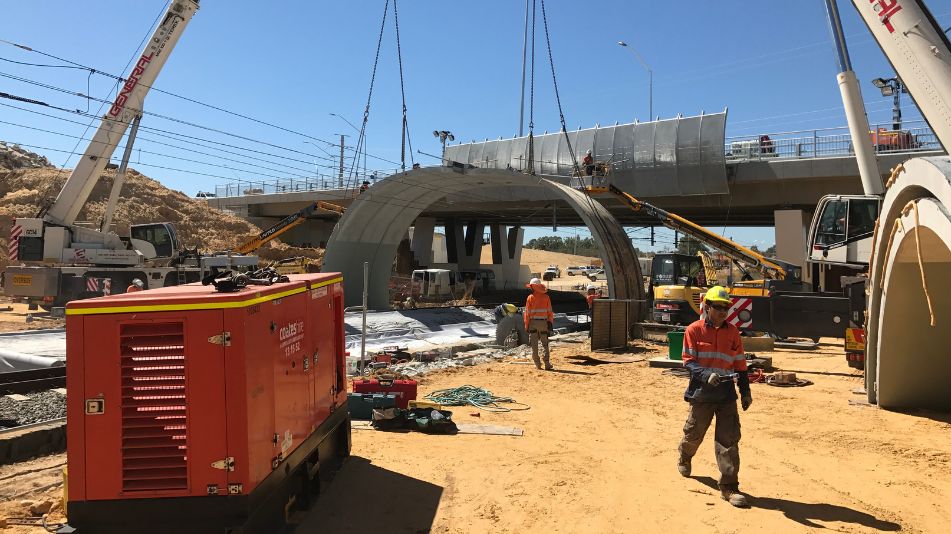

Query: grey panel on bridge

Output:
[322, 167, 644, 315]
[444, 112, 728, 197]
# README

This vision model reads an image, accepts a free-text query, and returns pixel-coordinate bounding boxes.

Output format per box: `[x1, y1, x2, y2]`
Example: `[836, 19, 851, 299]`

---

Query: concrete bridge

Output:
[207, 115, 943, 306]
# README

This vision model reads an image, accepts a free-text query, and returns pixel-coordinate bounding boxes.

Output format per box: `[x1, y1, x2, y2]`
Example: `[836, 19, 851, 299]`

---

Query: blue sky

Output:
[1, 1, 946, 251]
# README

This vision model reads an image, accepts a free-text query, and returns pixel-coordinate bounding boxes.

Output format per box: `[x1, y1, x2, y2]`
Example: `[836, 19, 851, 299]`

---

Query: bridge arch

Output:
[322, 167, 644, 315]
[866, 156, 951, 410]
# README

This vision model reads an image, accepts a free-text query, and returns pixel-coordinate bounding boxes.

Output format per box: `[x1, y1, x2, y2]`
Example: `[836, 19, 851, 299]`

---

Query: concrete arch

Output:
[866, 156, 951, 410]
[322, 167, 644, 314]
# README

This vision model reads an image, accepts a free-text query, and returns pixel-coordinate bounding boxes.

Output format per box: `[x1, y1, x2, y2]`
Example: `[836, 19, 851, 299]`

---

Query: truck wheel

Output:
[496, 313, 528, 347]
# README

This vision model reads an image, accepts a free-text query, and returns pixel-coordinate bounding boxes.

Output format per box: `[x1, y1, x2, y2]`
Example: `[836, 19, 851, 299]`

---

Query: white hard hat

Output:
[586, 149, 592, 155]
[587, 284, 597, 291]
[132, 278, 144, 288]
[529, 277, 542, 285]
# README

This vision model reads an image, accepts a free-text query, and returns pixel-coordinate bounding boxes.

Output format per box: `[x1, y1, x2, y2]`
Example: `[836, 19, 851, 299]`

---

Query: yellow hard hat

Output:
[704, 286, 731, 305]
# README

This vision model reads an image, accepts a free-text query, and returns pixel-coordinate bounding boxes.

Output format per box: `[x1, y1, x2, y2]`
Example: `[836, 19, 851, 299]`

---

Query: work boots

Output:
[720, 486, 750, 508]
[543, 357, 553, 371]
[677, 456, 691, 477]
[532, 356, 542, 370]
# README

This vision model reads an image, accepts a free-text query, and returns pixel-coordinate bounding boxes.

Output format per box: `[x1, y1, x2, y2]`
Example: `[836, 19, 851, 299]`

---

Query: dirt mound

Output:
[0, 164, 323, 269]
[0, 142, 54, 170]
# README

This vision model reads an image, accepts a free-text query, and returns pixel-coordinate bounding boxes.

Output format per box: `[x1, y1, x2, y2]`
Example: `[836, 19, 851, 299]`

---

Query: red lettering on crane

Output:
[108, 53, 153, 117]
[870, 0, 902, 34]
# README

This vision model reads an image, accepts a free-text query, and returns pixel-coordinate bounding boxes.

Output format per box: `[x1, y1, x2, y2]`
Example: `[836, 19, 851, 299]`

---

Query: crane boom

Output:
[235, 201, 346, 254]
[45, 1, 200, 225]
[591, 184, 791, 279]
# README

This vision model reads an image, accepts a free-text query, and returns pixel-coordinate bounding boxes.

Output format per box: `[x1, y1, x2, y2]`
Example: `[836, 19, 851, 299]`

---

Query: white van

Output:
[411, 269, 458, 298]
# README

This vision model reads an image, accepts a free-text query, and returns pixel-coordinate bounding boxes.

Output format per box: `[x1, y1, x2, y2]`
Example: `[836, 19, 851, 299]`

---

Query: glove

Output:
[547, 321, 554, 334]
[741, 395, 753, 411]
[706, 372, 721, 386]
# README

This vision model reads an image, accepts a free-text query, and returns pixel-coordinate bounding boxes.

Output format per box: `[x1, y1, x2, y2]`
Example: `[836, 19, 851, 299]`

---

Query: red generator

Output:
[64, 273, 350, 533]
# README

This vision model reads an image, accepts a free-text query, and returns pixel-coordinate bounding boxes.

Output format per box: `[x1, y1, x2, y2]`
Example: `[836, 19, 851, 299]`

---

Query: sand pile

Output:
[0, 162, 324, 269]
[0, 142, 54, 170]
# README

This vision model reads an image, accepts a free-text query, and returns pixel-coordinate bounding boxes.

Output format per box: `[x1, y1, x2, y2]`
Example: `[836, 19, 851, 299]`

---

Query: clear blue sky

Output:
[1, 1, 947, 251]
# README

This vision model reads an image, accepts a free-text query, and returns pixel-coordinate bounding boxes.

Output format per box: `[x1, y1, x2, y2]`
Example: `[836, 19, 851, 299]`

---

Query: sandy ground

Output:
[4, 339, 949, 533]
[306, 339, 950, 533]
[0, 298, 63, 334]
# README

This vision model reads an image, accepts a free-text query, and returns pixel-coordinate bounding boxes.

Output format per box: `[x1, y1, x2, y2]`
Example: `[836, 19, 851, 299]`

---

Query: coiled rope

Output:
[425, 385, 531, 412]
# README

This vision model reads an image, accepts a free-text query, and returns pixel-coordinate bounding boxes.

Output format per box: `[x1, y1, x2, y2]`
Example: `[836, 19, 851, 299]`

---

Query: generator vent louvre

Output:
[120, 322, 188, 492]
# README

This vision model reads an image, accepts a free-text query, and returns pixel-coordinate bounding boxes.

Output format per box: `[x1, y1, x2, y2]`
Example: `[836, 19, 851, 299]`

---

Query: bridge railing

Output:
[724, 119, 941, 162]
[212, 169, 404, 198]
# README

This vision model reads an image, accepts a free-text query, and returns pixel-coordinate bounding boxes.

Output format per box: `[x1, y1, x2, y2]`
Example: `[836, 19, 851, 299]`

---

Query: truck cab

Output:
[808, 195, 880, 269]
[130, 223, 182, 261]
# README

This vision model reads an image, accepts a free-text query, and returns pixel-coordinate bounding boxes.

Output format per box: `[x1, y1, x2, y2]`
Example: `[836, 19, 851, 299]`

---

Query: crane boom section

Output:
[850, 0, 951, 151]
[235, 201, 345, 254]
[604, 184, 789, 279]
[45, 1, 200, 226]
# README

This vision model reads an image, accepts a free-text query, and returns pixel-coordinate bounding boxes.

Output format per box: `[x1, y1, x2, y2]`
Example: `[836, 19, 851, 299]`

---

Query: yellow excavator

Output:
[583, 183, 804, 324]
[235, 200, 345, 273]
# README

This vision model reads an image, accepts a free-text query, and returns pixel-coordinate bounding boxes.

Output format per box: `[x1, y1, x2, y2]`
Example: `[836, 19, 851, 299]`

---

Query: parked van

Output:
[459, 269, 496, 293]
[566, 266, 589, 276]
[411, 269, 458, 298]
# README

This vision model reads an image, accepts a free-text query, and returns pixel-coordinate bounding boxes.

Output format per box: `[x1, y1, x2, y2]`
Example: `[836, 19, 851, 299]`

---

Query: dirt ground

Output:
[3, 339, 949, 533]
[306, 339, 950, 533]
[0, 298, 63, 334]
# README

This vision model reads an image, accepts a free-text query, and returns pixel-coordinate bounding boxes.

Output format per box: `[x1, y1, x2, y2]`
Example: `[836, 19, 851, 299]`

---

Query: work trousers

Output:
[527, 318, 550, 367]
[679, 401, 741, 488]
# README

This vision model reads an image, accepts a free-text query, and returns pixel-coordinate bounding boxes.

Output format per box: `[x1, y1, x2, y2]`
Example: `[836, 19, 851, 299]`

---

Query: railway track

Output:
[0, 367, 67, 395]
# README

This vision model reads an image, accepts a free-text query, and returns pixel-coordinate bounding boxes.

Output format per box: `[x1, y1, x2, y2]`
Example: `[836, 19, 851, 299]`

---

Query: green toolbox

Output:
[348, 392, 398, 420]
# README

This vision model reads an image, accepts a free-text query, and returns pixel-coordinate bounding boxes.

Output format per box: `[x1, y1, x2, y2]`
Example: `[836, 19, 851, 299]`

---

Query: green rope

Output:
[425, 385, 531, 413]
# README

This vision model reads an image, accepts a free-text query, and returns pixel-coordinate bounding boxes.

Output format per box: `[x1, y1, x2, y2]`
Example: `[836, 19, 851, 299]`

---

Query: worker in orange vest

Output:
[677, 286, 752, 508]
[127, 278, 145, 293]
[523, 277, 555, 370]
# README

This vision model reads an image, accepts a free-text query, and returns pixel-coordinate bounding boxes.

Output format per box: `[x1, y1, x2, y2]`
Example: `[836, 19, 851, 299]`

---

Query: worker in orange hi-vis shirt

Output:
[523, 277, 555, 370]
[676, 286, 752, 509]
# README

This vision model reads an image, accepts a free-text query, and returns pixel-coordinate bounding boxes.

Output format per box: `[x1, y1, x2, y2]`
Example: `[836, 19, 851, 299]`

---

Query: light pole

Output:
[871, 77, 906, 131]
[433, 130, 454, 165]
[617, 41, 653, 121]
[330, 113, 364, 181]
[335, 134, 349, 188]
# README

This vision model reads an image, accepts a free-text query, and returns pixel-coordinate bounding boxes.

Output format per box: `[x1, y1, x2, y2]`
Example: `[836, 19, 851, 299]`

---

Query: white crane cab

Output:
[807, 194, 881, 270]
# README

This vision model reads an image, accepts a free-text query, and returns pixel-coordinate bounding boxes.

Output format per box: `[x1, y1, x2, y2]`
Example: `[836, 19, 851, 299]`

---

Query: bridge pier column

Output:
[774, 209, 809, 277]
[445, 219, 484, 270]
[410, 217, 436, 267]
[489, 224, 526, 290]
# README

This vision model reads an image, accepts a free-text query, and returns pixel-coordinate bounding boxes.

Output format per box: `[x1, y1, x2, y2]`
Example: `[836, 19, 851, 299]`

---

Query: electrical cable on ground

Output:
[425, 385, 530, 412]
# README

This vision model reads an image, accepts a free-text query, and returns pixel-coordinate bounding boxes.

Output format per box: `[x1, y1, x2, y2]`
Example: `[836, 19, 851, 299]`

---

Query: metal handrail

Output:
[724, 119, 941, 162]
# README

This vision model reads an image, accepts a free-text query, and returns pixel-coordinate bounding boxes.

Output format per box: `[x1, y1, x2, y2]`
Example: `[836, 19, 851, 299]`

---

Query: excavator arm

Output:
[588, 184, 791, 280]
[235, 201, 345, 254]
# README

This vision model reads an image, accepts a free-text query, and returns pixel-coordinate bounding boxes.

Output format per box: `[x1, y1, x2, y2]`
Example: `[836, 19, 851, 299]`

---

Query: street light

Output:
[871, 77, 906, 131]
[433, 130, 454, 164]
[617, 40, 653, 121]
